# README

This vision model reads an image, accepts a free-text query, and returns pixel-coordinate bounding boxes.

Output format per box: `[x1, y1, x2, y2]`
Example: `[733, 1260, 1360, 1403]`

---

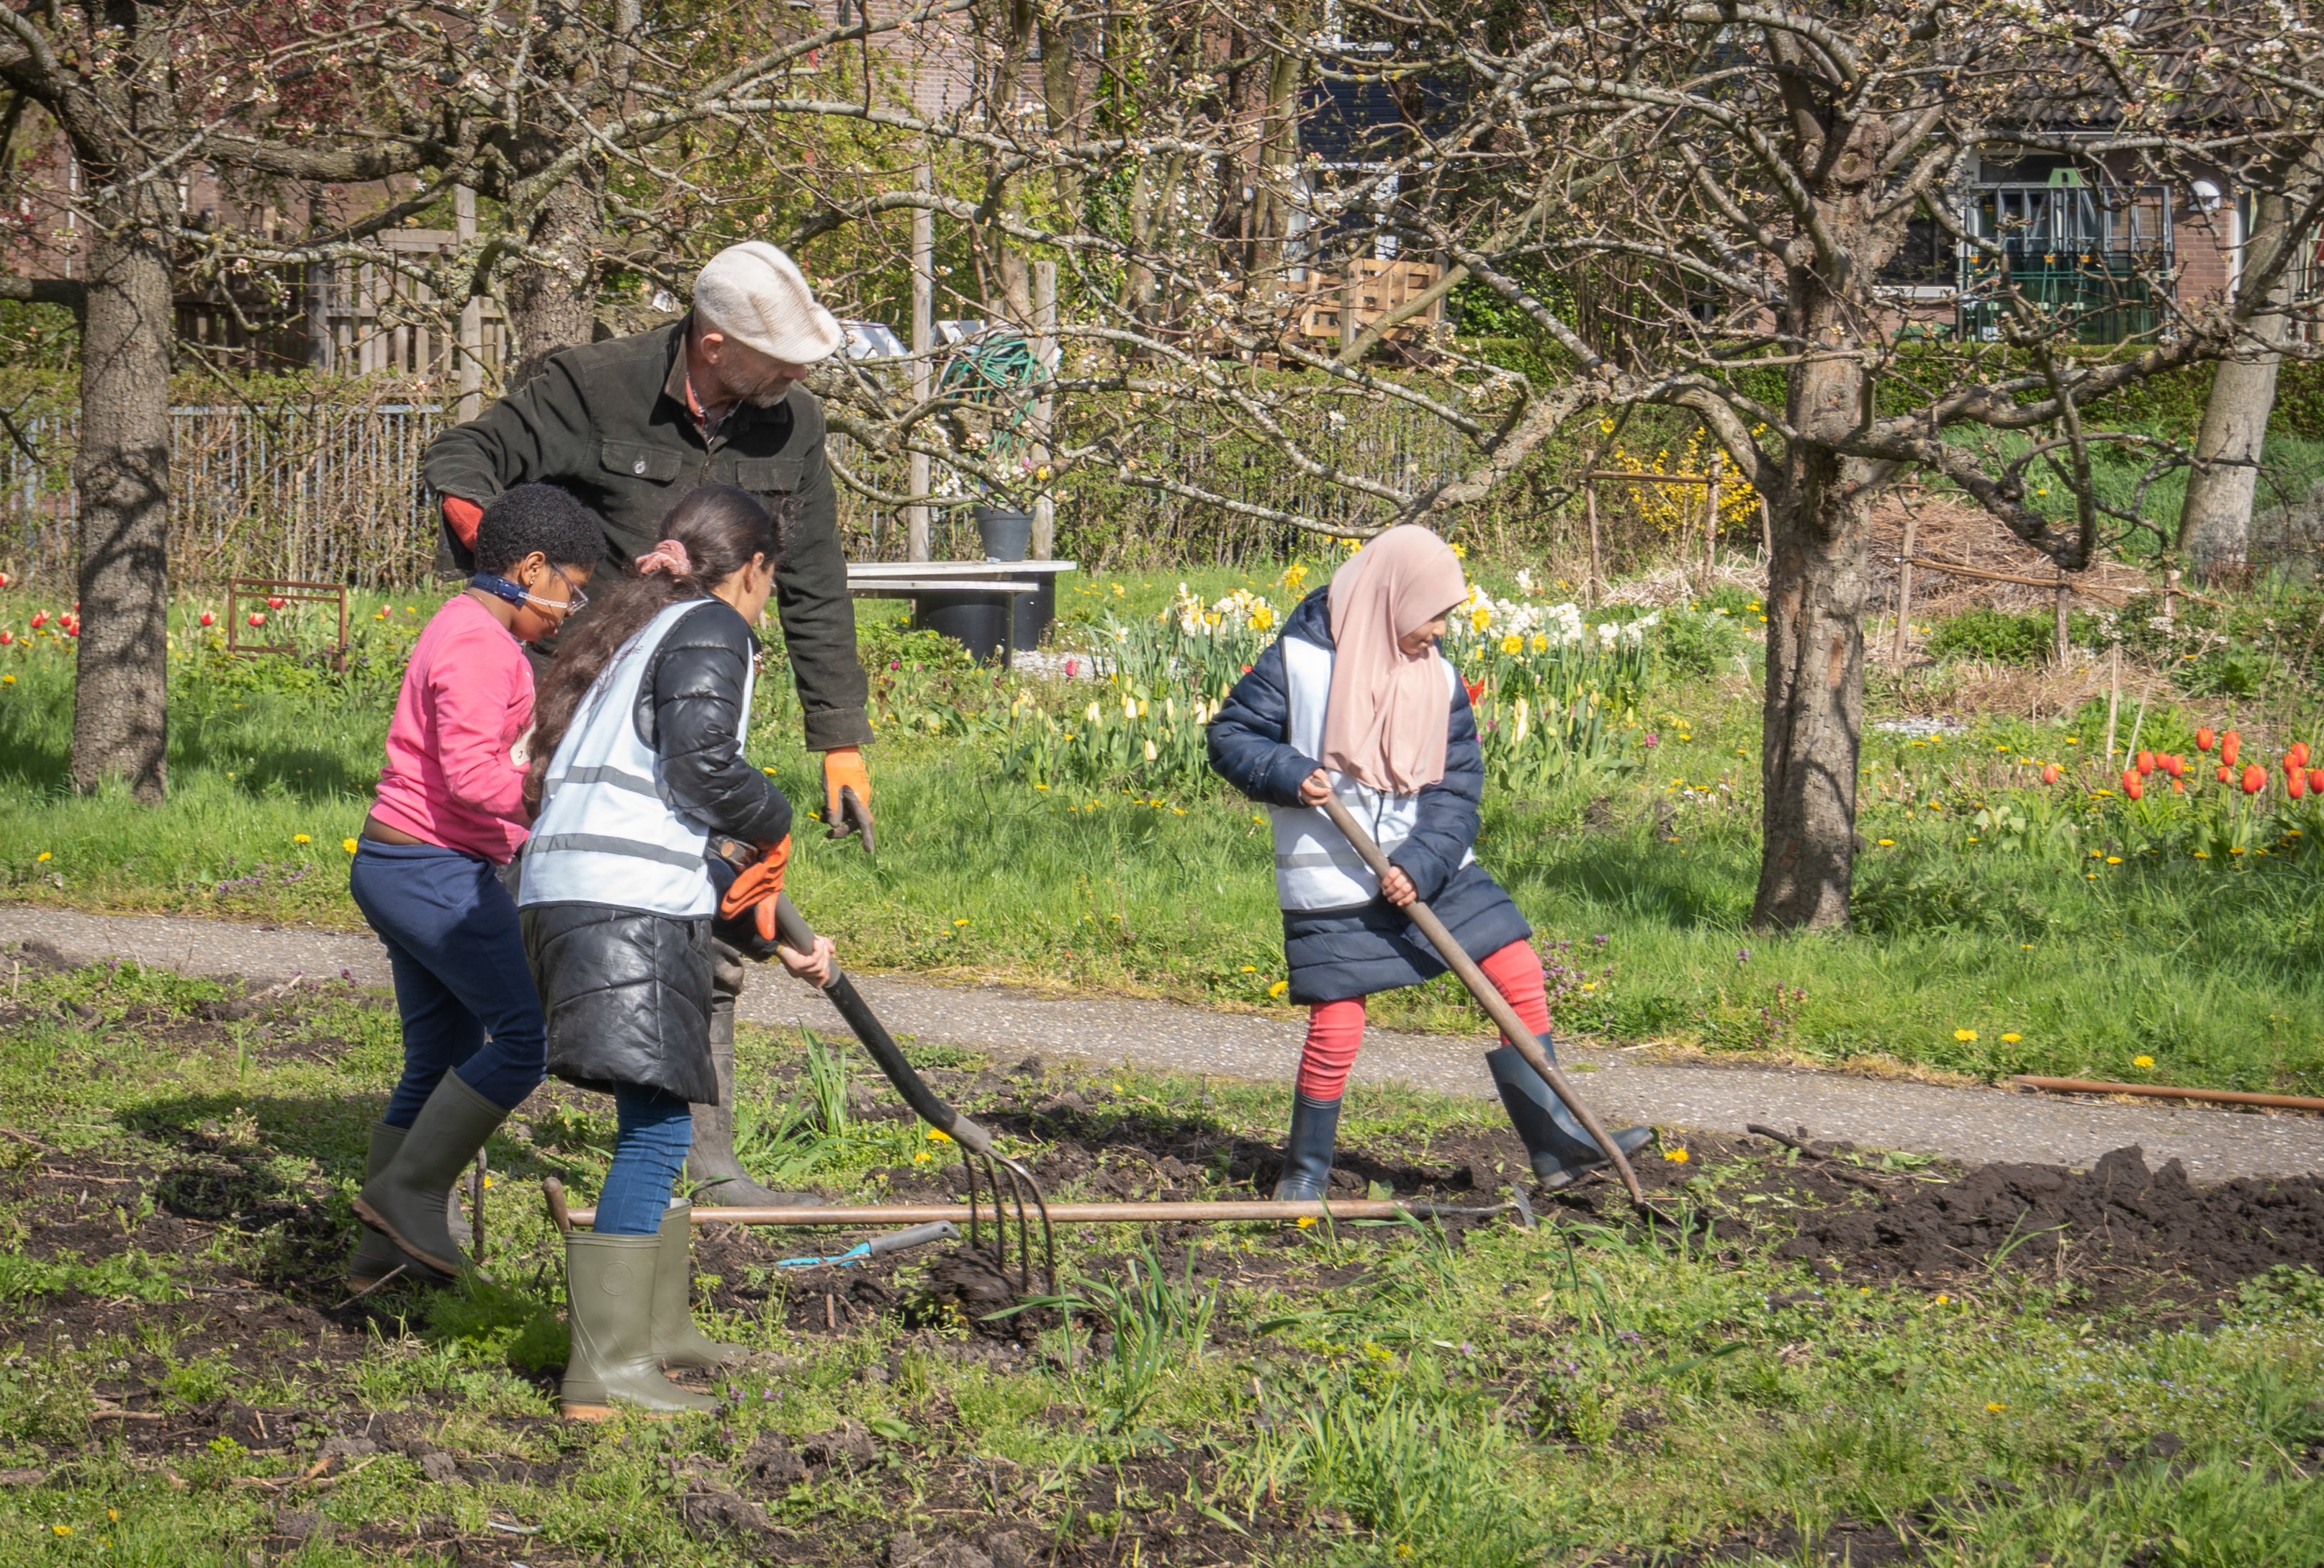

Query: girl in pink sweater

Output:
[343, 485, 600, 1291]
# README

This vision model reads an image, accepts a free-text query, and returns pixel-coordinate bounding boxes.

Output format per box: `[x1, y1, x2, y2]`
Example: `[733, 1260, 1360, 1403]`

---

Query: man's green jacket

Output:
[422, 317, 871, 752]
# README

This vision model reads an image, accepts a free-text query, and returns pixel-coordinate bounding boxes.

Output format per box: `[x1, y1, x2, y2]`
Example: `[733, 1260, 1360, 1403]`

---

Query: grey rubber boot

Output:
[1271, 1095, 1343, 1201]
[1486, 1045, 1654, 1189]
[653, 1202, 744, 1371]
[353, 1073, 506, 1277]
[686, 967, 820, 1208]
[561, 1232, 720, 1421]
[348, 1122, 471, 1291]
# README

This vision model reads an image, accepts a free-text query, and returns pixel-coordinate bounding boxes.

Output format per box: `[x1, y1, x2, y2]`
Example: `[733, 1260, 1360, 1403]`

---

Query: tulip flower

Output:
[266, 595, 285, 610]
[2122, 771, 2144, 801]
[2222, 731, 2241, 768]
[2196, 728, 2215, 752]
[199, 610, 215, 626]
[2163, 754, 2185, 779]
[2217, 765, 2233, 784]
[2171, 778, 2184, 793]
[2135, 750, 2154, 775]
[2241, 764, 2264, 795]
[2310, 767, 2324, 794]
[2293, 771, 2310, 801]
[0, 631, 11, 645]
[2291, 742, 2311, 770]
[248, 611, 266, 628]
[2041, 763, 2061, 785]
[30, 611, 45, 629]
[0, 571, 9, 587]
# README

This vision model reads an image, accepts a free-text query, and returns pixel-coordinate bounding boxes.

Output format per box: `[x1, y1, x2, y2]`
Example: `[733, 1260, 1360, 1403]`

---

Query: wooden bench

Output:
[846, 561, 1076, 669]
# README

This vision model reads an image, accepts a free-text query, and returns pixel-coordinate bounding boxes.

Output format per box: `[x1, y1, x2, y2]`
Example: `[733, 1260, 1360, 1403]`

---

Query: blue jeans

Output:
[348, 839, 547, 1125]
[595, 1084, 693, 1235]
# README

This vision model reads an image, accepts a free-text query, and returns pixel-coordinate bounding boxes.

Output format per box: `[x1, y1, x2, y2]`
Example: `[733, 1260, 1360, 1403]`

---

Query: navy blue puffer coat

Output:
[1206, 587, 1530, 1004]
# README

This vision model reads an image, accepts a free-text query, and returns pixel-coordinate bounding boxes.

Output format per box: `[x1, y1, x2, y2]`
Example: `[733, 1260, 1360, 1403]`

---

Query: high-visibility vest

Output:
[1268, 634, 1471, 911]
[519, 599, 752, 916]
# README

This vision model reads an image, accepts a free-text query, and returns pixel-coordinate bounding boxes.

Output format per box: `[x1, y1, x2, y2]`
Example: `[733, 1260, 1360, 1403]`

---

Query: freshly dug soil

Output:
[1773, 1144, 2324, 1303]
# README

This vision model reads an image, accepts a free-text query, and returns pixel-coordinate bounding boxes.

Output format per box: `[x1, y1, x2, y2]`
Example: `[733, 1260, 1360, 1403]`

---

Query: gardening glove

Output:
[717, 836, 792, 944]
[821, 747, 875, 855]
[441, 494, 484, 549]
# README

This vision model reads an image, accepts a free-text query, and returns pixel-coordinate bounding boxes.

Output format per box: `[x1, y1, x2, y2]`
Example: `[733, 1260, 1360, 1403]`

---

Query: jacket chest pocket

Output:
[602, 440, 685, 485]
[733, 456, 803, 495]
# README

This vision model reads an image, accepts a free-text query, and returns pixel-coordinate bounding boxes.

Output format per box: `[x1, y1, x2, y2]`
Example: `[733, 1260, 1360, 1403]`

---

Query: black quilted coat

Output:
[521, 598, 793, 1104]
[1205, 586, 1530, 1005]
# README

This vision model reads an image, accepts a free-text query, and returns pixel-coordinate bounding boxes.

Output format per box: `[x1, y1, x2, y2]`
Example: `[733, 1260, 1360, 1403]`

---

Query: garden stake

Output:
[1314, 795, 1652, 1210]
[773, 894, 1056, 1294]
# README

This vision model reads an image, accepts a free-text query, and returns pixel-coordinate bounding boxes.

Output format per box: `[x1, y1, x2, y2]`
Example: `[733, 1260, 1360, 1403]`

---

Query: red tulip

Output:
[2222, 731, 2241, 768]
[0, 631, 11, 645]
[0, 571, 9, 587]
[2196, 728, 2215, 752]
[2171, 778, 2184, 793]
[199, 610, 215, 627]
[30, 611, 45, 629]
[2289, 742, 2311, 770]
[2241, 764, 2265, 795]
[266, 595, 285, 610]
[2041, 763, 2061, 785]
[2217, 765, 2234, 784]
[1464, 680, 1485, 706]
[2293, 771, 2310, 801]
[2310, 768, 2324, 795]
[2123, 772, 2144, 801]
[2134, 750, 2153, 775]
[248, 612, 266, 628]
[2163, 754, 2186, 780]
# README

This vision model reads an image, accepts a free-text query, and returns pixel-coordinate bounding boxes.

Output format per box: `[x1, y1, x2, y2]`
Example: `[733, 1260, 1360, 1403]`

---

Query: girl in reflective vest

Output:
[1207, 526, 1652, 1199]
[518, 484, 835, 1420]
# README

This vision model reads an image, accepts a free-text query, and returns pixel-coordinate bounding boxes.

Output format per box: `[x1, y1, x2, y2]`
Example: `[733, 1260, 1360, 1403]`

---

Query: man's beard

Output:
[740, 375, 795, 409]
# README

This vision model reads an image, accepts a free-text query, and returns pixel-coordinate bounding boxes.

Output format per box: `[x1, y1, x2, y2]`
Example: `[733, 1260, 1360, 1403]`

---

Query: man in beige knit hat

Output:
[423, 240, 870, 1208]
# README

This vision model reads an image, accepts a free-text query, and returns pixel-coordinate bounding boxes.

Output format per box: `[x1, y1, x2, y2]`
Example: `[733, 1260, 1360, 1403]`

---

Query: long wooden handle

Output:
[1315, 793, 1646, 1204]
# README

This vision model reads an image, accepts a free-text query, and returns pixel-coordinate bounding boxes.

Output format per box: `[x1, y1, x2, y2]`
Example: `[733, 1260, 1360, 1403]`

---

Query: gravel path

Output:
[7, 906, 2320, 1182]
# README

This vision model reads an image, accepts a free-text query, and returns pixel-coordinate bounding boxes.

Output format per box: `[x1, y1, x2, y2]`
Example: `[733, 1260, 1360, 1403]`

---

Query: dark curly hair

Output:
[522, 484, 788, 816]
[474, 483, 603, 575]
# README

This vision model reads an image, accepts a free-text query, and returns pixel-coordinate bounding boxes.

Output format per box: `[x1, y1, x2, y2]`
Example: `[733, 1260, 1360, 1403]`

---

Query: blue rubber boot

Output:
[1271, 1095, 1343, 1200]
[1486, 1045, 1654, 1189]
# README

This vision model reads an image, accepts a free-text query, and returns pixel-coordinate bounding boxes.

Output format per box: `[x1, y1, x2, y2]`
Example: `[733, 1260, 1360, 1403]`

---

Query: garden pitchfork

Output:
[1314, 796, 1653, 1211]
[772, 894, 1057, 1294]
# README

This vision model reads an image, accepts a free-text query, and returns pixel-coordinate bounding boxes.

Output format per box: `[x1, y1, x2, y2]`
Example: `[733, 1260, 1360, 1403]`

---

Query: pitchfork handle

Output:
[1314, 794, 1647, 1204]
[773, 894, 998, 1158]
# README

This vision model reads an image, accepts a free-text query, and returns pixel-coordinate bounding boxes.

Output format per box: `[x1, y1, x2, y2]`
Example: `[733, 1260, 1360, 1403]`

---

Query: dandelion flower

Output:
[342, 837, 359, 854]
[1955, 1029, 1978, 1042]
[2133, 1055, 2155, 1068]
[2107, 856, 2122, 865]
[1663, 1147, 1689, 1163]
[293, 833, 312, 845]
[1986, 1402, 2006, 1413]
[1877, 839, 1895, 847]
[1241, 965, 1257, 973]
[954, 918, 970, 927]
[928, 1128, 952, 1143]
[1268, 981, 1289, 999]
[1933, 1292, 1951, 1305]
[37, 851, 50, 862]
[1296, 1215, 1317, 1228]
[2001, 1032, 2022, 1043]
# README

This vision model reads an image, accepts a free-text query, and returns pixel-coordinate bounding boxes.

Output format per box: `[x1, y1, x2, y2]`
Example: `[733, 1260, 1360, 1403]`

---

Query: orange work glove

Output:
[717, 836, 791, 943]
[442, 495, 485, 549]
[821, 746, 874, 852]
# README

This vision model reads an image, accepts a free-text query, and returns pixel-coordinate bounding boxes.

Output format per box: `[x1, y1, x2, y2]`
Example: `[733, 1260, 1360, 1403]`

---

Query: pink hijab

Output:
[1320, 526, 1469, 793]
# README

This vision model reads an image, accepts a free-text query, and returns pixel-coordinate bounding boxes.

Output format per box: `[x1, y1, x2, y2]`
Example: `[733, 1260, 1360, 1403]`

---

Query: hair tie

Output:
[636, 539, 692, 577]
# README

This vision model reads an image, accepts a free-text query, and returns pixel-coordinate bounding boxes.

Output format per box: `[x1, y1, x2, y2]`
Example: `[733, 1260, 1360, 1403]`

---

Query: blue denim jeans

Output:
[595, 1083, 694, 1235]
[348, 839, 546, 1126]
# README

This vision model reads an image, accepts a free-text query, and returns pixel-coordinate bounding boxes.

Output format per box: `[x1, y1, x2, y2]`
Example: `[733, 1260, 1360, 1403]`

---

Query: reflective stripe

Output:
[1267, 635, 1472, 911]
[525, 834, 709, 871]
[548, 764, 665, 800]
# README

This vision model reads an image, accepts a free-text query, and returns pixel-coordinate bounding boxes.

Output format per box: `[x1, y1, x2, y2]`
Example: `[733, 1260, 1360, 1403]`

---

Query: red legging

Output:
[1296, 939, 1549, 1101]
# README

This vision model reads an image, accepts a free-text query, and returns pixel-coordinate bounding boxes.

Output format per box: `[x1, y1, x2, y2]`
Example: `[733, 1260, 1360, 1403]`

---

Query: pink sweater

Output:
[370, 594, 533, 863]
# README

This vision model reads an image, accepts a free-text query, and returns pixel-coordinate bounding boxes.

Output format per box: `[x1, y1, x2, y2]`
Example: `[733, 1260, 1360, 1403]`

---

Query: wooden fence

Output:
[0, 390, 1482, 587]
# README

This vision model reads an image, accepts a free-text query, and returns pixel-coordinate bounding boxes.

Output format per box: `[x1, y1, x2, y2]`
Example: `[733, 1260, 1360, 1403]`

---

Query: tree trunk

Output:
[503, 174, 603, 388]
[2176, 192, 2294, 581]
[71, 218, 174, 801]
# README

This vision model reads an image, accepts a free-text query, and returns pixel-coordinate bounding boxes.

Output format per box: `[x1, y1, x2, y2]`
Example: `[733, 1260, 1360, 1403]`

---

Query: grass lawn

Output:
[4, 954, 2323, 1566]
[2, 568, 2323, 1096]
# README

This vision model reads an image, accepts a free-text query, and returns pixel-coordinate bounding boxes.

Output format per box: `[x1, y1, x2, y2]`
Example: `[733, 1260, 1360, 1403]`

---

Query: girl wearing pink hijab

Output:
[1208, 527, 1652, 1197]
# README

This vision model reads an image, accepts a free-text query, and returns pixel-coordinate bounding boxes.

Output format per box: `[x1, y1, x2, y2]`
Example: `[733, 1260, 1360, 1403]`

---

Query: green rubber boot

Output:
[353, 1074, 505, 1278]
[561, 1233, 720, 1421]
[348, 1123, 472, 1291]
[653, 1202, 744, 1371]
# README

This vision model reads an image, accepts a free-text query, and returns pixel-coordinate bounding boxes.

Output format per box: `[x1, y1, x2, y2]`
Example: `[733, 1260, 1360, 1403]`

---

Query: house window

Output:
[1878, 207, 1951, 289]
